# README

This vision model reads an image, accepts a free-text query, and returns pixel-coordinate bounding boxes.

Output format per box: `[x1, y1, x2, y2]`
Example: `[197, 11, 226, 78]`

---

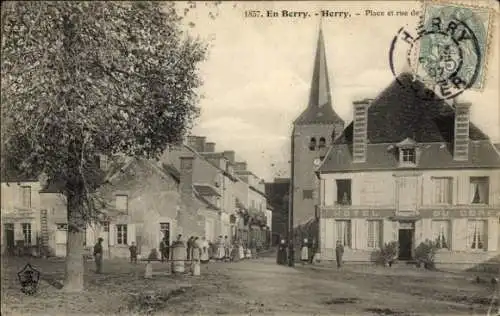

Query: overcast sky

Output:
[177, 1, 499, 181]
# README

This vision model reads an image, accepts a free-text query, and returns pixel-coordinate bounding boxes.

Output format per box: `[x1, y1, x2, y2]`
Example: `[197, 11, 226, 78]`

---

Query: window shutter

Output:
[487, 218, 497, 251]
[31, 225, 36, 245]
[109, 224, 116, 245]
[128, 224, 136, 245]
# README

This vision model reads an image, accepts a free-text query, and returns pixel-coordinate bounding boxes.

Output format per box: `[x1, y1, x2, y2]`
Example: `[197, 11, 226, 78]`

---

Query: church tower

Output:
[291, 26, 344, 230]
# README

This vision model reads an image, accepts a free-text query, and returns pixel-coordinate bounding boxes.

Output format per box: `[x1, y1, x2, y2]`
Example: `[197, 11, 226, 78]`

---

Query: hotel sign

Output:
[420, 209, 500, 218]
[321, 209, 395, 218]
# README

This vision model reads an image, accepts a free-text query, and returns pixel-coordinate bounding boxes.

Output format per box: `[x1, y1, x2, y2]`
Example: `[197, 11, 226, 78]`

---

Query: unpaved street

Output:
[2, 255, 497, 315]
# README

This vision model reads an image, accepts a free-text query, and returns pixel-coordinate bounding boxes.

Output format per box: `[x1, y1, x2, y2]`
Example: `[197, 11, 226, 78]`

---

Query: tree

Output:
[1, 1, 207, 292]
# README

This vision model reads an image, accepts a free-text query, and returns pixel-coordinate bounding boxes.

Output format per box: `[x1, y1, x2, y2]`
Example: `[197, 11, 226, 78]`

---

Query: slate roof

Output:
[319, 73, 500, 173]
[334, 73, 488, 145]
[294, 28, 343, 126]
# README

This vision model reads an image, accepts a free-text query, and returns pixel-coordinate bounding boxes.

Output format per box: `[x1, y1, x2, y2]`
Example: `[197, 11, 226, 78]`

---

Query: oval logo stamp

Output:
[389, 2, 493, 100]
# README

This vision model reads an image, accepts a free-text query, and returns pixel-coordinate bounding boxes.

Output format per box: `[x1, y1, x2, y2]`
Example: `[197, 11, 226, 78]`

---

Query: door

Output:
[4, 224, 15, 255]
[398, 229, 413, 260]
[55, 224, 68, 257]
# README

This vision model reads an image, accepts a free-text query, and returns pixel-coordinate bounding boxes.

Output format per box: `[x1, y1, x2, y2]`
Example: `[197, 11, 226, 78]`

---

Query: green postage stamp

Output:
[415, 1, 494, 93]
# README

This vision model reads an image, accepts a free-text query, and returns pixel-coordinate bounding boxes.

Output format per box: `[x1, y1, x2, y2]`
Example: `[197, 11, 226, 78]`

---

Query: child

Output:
[129, 242, 138, 263]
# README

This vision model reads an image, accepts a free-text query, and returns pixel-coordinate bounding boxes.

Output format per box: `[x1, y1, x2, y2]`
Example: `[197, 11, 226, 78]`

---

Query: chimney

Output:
[453, 102, 471, 161]
[179, 156, 195, 198]
[234, 162, 247, 171]
[352, 99, 370, 163]
[187, 136, 206, 153]
[222, 150, 235, 164]
[205, 142, 215, 152]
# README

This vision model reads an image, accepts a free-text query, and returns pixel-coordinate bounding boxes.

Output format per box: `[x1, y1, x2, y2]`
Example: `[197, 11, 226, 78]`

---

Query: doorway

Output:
[398, 229, 413, 260]
[4, 224, 14, 255]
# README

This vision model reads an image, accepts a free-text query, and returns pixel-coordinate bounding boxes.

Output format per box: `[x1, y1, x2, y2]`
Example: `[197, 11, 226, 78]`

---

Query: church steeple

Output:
[294, 25, 343, 125]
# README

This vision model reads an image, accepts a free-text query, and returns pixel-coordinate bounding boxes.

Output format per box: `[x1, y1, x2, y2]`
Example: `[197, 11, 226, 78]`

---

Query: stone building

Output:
[290, 27, 344, 236]
[1, 171, 44, 255]
[316, 74, 500, 266]
[37, 155, 211, 258]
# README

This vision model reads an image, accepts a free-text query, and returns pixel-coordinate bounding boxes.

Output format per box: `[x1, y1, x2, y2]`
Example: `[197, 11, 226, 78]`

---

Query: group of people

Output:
[276, 238, 345, 268]
[157, 234, 260, 264]
[91, 233, 263, 274]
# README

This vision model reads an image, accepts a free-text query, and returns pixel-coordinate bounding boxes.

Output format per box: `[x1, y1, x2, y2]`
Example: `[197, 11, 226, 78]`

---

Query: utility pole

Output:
[288, 128, 295, 267]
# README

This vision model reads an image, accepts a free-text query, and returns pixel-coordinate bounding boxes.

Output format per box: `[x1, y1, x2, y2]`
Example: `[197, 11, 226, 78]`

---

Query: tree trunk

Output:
[64, 189, 86, 292]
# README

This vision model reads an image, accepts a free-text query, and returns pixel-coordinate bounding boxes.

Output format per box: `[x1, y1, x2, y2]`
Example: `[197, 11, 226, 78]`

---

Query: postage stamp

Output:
[389, 0, 494, 100]
[417, 1, 493, 90]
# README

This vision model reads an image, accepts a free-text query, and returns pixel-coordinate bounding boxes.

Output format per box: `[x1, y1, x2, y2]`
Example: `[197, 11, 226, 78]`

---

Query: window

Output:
[309, 138, 316, 151]
[56, 224, 68, 230]
[116, 224, 128, 245]
[318, 137, 326, 148]
[432, 220, 450, 249]
[302, 189, 313, 200]
[336, 179, 352, 205]
[22, 223, 32, 245]
[433, 177, 453, 204]
[21, 186, 31, 208]
[367, 220, 381, 248]
[467, 220, 486, 250]
[336, 220, 351, 247]
[115, 195, 128, 213]
[251, 200, 256, 209]
[470, 177, 489, 204]
[400, 148, 416, 164]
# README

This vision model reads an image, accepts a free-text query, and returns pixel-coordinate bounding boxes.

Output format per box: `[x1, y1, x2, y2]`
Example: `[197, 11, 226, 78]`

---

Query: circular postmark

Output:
[389, 15, 482, 100]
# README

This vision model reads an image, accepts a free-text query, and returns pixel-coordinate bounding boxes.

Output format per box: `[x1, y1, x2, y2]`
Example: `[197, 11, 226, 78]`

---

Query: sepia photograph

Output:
[1, 1, 499, 315]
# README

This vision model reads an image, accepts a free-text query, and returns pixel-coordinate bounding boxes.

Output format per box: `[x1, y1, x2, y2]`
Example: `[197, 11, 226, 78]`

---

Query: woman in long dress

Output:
[200, 237, 210, 264]
[216, 235, 225, 261]
[301, 238, 309, 265]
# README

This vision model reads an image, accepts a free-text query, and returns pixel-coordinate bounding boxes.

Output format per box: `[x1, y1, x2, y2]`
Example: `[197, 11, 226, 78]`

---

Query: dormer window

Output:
[309, 137, 317, 151]
[401, 148, 416, 164]
[318, 137, 326, 148]
[396, 138, 418, 167]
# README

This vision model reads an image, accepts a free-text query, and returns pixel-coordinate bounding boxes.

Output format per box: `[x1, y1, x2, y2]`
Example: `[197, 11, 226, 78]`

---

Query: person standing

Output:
[216, 236, 225, 262]
[160, 238, 167, 262]
[309, 238, 317, 264]
[335, 240, 344, 268]
[223, 236, 231, 262]
[129, 242, 138, 263]
[187, 236, 194, 261]
[200, 237, 210, 264]
[300, 238, 309, 265]
[277, 239, 287, 265]
[93, 238, 104, 274]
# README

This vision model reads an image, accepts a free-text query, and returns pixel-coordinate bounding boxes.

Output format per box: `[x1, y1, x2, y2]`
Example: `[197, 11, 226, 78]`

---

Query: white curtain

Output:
[432, 220, 449, 248]
[467, 220, 485, 249]
[336, 220, 351, 247]
[470, 179, 489, 204]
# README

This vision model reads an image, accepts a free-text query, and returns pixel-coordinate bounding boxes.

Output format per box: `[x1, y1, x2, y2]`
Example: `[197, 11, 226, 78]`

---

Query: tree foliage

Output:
[1, 1, 207, 291]
[2, 1, 206, 202]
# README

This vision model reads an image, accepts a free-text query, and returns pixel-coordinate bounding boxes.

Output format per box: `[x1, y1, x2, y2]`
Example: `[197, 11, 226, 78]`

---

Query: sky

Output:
[176, 1, 499, 182]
